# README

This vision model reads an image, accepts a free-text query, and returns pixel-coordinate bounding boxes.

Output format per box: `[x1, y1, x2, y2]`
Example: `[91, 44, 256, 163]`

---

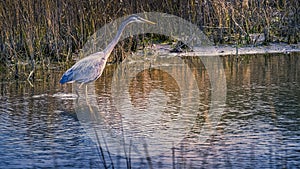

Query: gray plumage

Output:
[60, 15, 155, 85]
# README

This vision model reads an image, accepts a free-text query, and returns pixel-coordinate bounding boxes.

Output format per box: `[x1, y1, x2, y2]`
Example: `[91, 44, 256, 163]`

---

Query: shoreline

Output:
[155, 43, 300, 57]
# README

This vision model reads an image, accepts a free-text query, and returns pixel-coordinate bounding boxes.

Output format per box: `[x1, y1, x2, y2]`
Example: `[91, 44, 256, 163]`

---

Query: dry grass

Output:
[0, 0, 299, 66]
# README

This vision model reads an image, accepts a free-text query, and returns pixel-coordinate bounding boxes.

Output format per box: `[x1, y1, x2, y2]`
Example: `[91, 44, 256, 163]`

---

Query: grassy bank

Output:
[0, 0, 299, 66]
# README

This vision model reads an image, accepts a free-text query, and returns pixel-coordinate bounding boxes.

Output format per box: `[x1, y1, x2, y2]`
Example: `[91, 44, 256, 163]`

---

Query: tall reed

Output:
[0, 0, 299, 66]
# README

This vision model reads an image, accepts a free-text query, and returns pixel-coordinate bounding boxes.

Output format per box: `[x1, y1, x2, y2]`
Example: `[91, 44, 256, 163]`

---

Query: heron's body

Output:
[60, 52, 106, 84]
[59, 15, 155, 86]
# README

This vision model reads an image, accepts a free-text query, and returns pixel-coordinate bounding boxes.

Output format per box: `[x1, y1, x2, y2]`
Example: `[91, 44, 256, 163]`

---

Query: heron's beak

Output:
[141, 18, 156, 25]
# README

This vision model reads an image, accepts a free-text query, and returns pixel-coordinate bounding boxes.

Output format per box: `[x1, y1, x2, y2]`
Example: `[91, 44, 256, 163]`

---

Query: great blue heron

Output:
[59, 15, 155, 95]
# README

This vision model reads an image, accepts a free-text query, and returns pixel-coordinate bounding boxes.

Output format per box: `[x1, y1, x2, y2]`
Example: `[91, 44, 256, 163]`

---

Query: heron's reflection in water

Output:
[72, 57, 214, 167]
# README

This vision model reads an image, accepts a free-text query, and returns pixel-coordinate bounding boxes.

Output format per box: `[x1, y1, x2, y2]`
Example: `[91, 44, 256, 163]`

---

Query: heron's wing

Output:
[60, 68, 75, 84]
[72, 61, 103, 83]
[60, 52, 105, 84]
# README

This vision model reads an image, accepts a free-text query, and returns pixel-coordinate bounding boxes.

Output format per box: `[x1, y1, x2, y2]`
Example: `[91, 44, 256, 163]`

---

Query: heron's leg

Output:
[84, 84, 89, 104]
[75, 89, 80, 98]
[75, 83, 85, 98]
[85, 85, 88, 98]
[79, 82, 84, 89]
[85, 85, 88, 95]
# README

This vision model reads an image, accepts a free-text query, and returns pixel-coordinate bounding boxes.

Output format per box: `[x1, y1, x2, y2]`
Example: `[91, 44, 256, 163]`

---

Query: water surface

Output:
[0, 53, 299, 168]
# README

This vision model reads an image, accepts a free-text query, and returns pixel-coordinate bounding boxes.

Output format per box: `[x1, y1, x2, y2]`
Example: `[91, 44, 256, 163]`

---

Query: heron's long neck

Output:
[103, 21, 129, 58]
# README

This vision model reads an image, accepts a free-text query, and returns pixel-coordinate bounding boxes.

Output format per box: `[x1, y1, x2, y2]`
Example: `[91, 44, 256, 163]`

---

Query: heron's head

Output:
[127, 15, 156, 25]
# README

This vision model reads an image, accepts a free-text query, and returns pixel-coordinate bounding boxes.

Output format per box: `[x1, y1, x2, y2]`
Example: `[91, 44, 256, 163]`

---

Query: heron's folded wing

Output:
[60, 68, 75, 84]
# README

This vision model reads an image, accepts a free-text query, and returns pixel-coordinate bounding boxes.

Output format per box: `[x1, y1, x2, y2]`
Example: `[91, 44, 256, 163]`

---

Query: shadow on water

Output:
[0, 52, 300, 168]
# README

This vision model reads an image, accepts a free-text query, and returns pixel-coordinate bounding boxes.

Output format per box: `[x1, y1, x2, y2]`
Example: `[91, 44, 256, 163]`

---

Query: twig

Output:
[27, 77, 34, 87]
[143, 143, 153, 169]
[27, 70, 34, 87]
[172, 143, 176, 169]
[231, 16, 247, 35]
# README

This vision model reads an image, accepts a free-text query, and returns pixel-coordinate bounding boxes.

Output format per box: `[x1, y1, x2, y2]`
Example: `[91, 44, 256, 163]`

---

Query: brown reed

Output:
[0, 0, 299, 66]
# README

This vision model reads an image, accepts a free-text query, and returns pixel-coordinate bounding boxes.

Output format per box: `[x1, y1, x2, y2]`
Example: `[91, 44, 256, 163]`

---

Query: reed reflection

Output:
[129, 68, 181, 119]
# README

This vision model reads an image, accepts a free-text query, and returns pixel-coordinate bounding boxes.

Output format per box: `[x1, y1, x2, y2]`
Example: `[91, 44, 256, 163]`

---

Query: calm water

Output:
[0, 53, 299, 168]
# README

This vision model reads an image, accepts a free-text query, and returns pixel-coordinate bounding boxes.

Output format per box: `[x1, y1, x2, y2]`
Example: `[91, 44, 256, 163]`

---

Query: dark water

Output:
[0, 53, 299, 168]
